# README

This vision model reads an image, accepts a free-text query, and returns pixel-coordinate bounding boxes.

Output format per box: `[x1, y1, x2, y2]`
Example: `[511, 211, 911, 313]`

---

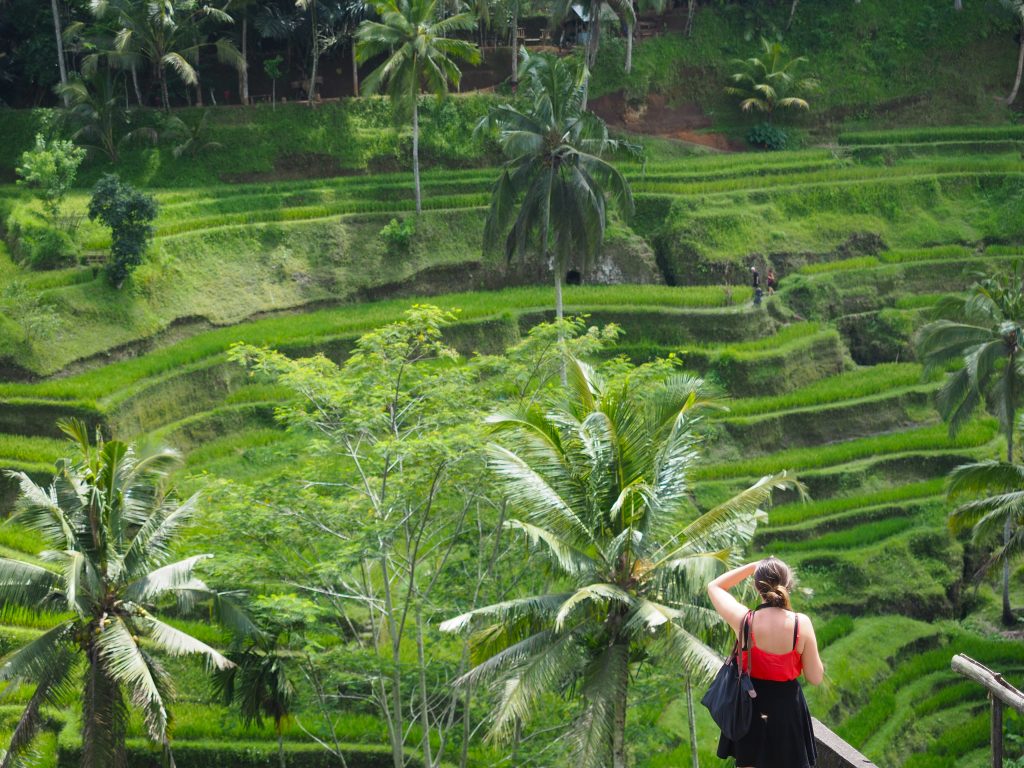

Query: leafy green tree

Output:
[87, 174, 158, 288]
[725, 37, 817, 123]
[480, 52, 633, 325]
[441, 356, 798, 768]
[356, 0, 480, 214]
[0, 419, 249, 768]
[917, 267, 1024, 624]
[16, 133, 86, 228]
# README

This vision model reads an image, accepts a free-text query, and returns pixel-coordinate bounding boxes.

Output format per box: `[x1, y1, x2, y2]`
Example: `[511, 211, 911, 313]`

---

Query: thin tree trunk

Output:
[416, 607, 433, 768]
[160, 69, 171, 111]
[50, 0, 69, 105]
[351, 41, 359, 96]
[685, 0, 696, 36]
[955, 0, 963, 9]
[379, 557, 405, 768]
[240, 16, 250, 104]
[611, 650, 629, 768]
[510, 3, 518, 84]
[195, 49, 204, 107]
[624, 23, 633, 74]
[308, 1, 320, 103]
[1004, 410, 1015, 625]
[787, 0, 799, 29]
[1008, 22, 1024, 105]
[459, 683, 472, 768]
[272, 79, 277, 109]
[686, 676, 699, 768]
[277, 729, 285, 768]
[131, 65, 144, 106]
[412, 97, 422, 214]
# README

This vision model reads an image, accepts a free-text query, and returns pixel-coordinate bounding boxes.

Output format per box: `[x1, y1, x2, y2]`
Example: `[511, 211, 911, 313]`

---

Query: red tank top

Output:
[741, 612, 803, 682]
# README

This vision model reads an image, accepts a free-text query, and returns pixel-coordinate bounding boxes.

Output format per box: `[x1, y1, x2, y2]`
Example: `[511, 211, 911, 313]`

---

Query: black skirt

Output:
[716, 678, 817, 768]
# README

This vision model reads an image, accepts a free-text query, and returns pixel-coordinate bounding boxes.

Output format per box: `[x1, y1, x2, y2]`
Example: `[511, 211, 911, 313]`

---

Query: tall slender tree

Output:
[917, 267, 1024, 624]
[0, 420, 252, 768]
[1003, 0, 1024, 104]
[480, 52, 633, 325]
[442, 356, 799, 768]
[356, 0, 480, 213]
[550, 0, 633, 102]
[51, 0, 70, 104]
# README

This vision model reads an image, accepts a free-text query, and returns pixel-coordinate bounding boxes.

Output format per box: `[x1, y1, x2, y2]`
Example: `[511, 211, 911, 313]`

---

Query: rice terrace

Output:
[3, 0, 1024, 766]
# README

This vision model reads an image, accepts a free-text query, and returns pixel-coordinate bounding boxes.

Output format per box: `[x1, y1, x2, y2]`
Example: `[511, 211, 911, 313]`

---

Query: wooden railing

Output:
[952, 654, 1024, 768]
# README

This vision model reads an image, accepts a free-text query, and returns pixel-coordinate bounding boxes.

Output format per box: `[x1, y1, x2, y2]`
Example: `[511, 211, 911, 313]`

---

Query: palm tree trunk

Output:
[510, 4, 518, 84]
[686, 676, 699, 768]
[351, 41, 359, 96]
[611, 650, 629, 768]
[459, 684, 472, 768]
[955, 0, 963, 10]
[309, 1, 320, 103]
[685, 0, 696, 36]
[160, 67, 171, 111]
[240, 16, 250, 105]
[131, 65, 144, 106]
[412, 98, 422, 214]
[277, 728, 285, 768]
[624, 23, 633, 74]
[1004, 411, 1016, 625]
[787, 0, 799, 29]
[1009, 20, 1024, 105]
[581, 11, 601, 108]
[50, 0, 69, 105]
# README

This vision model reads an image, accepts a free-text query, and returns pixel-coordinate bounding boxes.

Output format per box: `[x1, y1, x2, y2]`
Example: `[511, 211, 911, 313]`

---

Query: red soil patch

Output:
[590, 90, 742, 151]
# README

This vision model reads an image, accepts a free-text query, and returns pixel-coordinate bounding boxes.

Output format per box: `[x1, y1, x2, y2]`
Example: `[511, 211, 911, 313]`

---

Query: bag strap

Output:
[792, 614, 799, 651]
[736, 611, 753, 674]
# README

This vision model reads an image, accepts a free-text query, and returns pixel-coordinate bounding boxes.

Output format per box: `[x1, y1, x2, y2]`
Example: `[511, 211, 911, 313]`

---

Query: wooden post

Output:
[992, 695, 1003, 768]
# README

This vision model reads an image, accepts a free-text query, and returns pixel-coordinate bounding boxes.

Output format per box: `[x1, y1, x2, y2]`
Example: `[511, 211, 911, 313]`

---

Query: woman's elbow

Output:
[804, 666, 824, 686]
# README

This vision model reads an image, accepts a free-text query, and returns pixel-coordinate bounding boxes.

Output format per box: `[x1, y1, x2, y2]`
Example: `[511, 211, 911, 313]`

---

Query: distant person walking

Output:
[766, 269, 777, 295]
[707, 558, 825, 768]
[751, 266, 763, 306]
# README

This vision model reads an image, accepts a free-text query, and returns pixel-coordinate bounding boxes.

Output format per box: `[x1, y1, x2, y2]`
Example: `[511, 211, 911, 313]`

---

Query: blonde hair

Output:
[754, 557, 794, 610]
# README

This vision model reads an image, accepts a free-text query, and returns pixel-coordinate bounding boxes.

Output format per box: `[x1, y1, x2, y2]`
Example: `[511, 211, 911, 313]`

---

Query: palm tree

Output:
[441, 357, 799, 768]
[57, 70, 157, 163]
[0, 419, 250, 768]
[94, 0, 243, 110]
[215, 628, 295, 768]
[917, 267, 1024, 624]
[725, 37, 818, 123]
[51, 0, 70, 104]
[356, 0, 479, 214]
[947, 457, 1024, 608]
[480, 52, 633, 325]
[1003, 0, 1024, 104]
[549, 0, 633, 102]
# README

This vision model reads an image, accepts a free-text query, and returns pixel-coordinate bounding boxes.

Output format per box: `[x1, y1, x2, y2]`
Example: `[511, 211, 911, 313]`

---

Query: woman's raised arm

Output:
[707, 561, 759, 634]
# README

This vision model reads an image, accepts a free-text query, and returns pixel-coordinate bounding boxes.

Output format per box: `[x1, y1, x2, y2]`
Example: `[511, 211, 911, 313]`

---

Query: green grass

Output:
[768, 478, 945, 526]
[695, 419, 998, 481]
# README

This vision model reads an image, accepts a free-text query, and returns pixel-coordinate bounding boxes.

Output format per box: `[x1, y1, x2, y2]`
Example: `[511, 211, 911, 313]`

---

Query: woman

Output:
[707, 557, 824, 768]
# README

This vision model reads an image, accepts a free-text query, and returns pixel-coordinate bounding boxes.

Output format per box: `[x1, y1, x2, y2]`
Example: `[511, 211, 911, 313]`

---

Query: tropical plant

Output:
[56, 71, 157, 163]
[441, 356, 799, 768]
[92, 0, 243, 110]
[16, 132, 86, 228]
[916, 266, 1024, 624]
[162, 109, 223, 159]
[480, 51, 633, 325]
[1003, 0, 1024, 104]
[356, 0, 480, 214]
[214, 596, 316, 768]
[947, 454, 1024, 596]
[87, 174, 158, 288]
[0, 419, 250, 768]
[725, 37, 818, 123]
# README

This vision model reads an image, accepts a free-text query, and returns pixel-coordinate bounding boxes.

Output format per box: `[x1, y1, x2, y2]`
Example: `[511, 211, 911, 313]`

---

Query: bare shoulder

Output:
[796, 613, 816, 633]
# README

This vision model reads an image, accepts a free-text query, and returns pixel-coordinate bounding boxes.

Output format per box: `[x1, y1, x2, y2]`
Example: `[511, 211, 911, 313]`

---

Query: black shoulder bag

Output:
[700, 610, 757, 742]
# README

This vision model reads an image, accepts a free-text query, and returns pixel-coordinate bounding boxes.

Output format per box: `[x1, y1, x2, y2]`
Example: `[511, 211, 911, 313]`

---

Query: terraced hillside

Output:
[2, 129, 1024, 765]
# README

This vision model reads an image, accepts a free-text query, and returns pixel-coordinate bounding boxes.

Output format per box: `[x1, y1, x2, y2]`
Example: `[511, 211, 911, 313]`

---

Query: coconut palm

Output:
[725, 37, 818, 122]
[56, 70, 157, 164]
[0, 419, 251, 768]
[441, 357, 798, 768]
[215, 631, 295, 768]
[93, 0, 243, 110]
[356, 0, 480, 214]
[549, 0, 633, 101]
[480, 51, 633, 325]
[947, 456, 1024, 598]
[916, 267, 1024, 624]
[1003, 0, 1024, 104]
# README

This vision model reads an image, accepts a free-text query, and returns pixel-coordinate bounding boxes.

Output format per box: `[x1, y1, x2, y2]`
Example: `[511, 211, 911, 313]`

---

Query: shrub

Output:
[747, 122, 789, 151]
[378, 217, 415, 254]
[87, 174, 158, 287]
[16, 132, 86, 229]
[6, 220, 79, 270]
